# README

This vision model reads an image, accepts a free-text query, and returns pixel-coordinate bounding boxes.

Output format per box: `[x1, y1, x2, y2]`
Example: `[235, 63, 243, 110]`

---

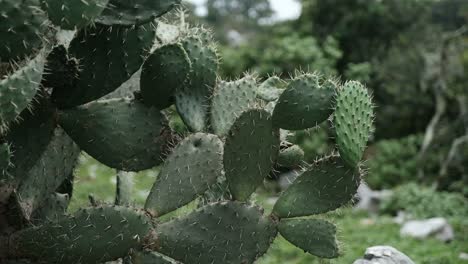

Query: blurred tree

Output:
[431, 0, 468, 30]
[204, 0, 273, 42]
[220, 32, 341, 78]
[417, 27, 468, 191]
[298, 0, 431, 70]
[371, 25, 436, 139]
[367, 26, 468, 191]
[297, 0, 468, 140]
[295, 0, 468, 191]
[206, 0, 272, 24]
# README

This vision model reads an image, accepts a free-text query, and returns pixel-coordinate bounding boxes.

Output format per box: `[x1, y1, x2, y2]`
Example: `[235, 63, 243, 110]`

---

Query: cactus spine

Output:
[0, 1, 374, 263]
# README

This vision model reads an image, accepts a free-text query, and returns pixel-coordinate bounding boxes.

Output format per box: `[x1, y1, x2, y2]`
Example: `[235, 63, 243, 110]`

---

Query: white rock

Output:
[393, 211, 411, 225]
[353, 245, 414, 264]
[459, 252, 468, 260]
[355, 183, 392, 214]
[400, 217, 454, 242]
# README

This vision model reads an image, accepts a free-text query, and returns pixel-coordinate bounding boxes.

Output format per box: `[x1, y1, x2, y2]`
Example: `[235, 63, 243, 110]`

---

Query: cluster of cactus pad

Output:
[0, 0, 374, 263]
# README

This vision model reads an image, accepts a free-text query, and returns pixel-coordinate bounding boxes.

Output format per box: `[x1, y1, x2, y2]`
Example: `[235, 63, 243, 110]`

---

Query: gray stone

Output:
[400, 217, 454, 242]
[393, 211, 411, 225]
[353, 246, 415, 264]
[459, 252, 468, 260]
[355, 183, 393, 214]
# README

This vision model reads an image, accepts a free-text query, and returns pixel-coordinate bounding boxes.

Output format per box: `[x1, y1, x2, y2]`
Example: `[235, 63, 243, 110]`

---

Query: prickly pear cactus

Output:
[0, 2, 374, 263]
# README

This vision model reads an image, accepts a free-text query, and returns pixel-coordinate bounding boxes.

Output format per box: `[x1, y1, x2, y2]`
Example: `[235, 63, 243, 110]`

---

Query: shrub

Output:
[380, 183, 468, 219]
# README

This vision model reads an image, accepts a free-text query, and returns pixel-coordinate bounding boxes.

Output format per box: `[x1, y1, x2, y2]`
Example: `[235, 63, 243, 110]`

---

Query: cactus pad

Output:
[42, 45, 79, 94]
[12, 128, 79, 221]
[157, 201, 277, 264]
[0, 143, 11, 177]
[278, 218, 339, 258]
[115, 171, 134, 206]
[30, 192, 69, 224]
[334, 81, 374, 167]
[2, 260, 34, 264]
[40, 0, 109, 30]
[102, 70, 141, 100]
[277, 144, 304, 168]
[0, 2, 373, 261]
[257, 76, 286, 102]
[131, 251, 180, 264]
[4, 94, 56, 186]
[273, 156, 360, 218]
[52, 23, 155, 108]
[9, 205, 154, 263]
[175, 36, 218, 132]
[141, 43, 191, 109]
[224, 109, 280, 200]
[0, 52, 46, 133]
[273, 74, 336, 130]
[96, 0, 180, 26]
[211, 75, 258, 136]
[0, 0, 47, 60]
[145, 133, 223, 216]
[59, 98, 171, 171]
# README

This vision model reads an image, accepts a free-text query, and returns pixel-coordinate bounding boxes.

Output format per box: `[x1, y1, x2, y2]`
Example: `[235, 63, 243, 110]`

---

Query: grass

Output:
[70, 153, 468, 264]
[68, 154, 159, 212]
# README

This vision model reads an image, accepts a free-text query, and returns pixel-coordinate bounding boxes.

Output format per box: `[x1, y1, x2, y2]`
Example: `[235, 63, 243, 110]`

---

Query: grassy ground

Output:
[70, 154, 468, 264]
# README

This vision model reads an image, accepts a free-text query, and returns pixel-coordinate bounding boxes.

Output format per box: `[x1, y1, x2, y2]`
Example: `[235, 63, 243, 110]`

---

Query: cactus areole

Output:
[0, 1, 374, 263]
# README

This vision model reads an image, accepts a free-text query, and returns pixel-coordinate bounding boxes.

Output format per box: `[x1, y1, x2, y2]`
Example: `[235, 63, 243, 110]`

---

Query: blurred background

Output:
[71, 0, 468, 263]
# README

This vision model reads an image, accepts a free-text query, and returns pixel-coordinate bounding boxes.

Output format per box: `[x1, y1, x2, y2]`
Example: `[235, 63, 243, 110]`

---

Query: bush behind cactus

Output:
[0, 1, 374, 263]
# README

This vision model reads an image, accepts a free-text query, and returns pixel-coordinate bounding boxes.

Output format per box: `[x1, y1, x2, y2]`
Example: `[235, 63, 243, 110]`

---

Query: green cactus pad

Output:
[59, 98, 172, 171]
[0, 0, 48, 60]
[102, 70, 141, 100]
[273, 156, 360, 218]
[3, 260, 37, 264]
[257, 76, 287, 102]
[40, 0, 109, 30]
[145, 133, 223, 216]
[42, 45, 79, 93]
[211, 75, 258, 136]
[141, 43, 191, 109]
[277, 145, 305, 168]
[278, 218, 339, 259]
[0, 52, 46, 133]
[115, 171, 134, 206]
[4, 93, 56, 186]
[272, 74, 336, 130]
[13, 128, 79, 221]
[200, 179, 231, 204]
[9, 205, 154, 263]
[131, 251, 180, 264]
[96, 0, 180, 26]
[157, 201, 277, 264]
[175, 36, 218, 132]
[30, 192, 69, 224]
[0, 143, 11, 176]
[224, 109, 280, 201]
[334, 81, 373, 167]
[52, 23, 155, 108]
